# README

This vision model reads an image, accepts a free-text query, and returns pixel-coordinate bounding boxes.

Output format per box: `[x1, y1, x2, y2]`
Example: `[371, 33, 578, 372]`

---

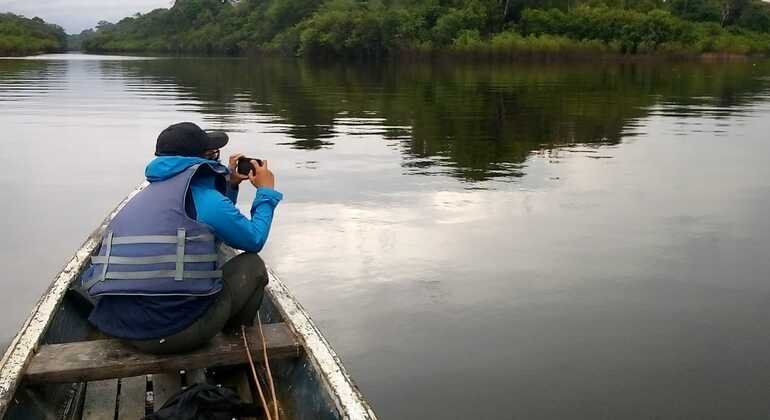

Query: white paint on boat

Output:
[0, 182, 148, 418]
[266, 270, 377, 420]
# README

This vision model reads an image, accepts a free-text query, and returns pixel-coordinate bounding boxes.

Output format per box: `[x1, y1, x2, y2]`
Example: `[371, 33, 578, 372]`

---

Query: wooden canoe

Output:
[0, 182, 377, 420]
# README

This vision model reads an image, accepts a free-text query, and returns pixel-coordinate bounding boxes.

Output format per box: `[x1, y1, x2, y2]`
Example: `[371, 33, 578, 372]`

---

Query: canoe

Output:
[0, 183, 377, 420]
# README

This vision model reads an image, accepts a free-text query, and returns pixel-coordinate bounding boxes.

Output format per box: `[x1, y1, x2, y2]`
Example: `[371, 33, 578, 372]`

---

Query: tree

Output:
[721, 0, 750, 26]
[668, 0, 721, 22]
[96, 20, 114, 31]
[738, 1, 770, 31]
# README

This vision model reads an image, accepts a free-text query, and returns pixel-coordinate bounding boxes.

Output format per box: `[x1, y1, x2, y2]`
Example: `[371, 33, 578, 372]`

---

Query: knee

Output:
[233, 253, 268, 286]
[239, 252, 266, 272]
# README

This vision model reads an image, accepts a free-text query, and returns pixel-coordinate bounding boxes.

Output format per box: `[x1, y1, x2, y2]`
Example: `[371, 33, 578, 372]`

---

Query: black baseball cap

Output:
[155, 122, 229, 157]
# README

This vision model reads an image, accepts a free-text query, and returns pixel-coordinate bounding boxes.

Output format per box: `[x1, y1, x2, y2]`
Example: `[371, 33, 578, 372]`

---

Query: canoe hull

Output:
[0, 183, 376, 420]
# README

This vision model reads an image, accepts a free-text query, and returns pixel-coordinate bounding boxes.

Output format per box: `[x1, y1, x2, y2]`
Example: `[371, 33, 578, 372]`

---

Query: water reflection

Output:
[3, 55, 770, 419]
[97, 58, 770, 182]
[0, 60, 67, 101]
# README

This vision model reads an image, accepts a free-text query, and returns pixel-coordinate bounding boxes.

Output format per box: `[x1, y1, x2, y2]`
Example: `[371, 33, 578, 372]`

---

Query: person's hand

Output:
[249, 159, 275, 189]
[227, 153, 249, 187]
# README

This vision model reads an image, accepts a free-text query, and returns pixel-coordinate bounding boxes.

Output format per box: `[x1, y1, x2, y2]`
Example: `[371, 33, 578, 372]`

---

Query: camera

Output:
[236, 157, 263, 176]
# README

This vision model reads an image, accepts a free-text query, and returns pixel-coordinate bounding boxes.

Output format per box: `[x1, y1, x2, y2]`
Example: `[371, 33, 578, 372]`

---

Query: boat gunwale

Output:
[0, 181, 149, 419]
[265, 269, 377, 420]
[0, 181, 377, 420]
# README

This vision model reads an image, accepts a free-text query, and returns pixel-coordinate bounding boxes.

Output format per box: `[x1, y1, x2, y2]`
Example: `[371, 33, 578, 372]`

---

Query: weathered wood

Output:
[25, 323, 299, 384]
[152, 373, 181, 411]
[117, 376, 146, 420]
[82, 379, 118, 420]
[63, 383, 87, 420]
[0, 183, 147, 419]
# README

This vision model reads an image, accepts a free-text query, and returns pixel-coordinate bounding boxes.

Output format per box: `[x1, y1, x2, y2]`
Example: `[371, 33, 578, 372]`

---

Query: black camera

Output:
[236, 157, 263, 176]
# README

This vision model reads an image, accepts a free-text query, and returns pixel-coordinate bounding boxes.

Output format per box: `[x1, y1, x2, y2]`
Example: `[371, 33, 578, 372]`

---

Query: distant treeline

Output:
[0, 13, 66, 56]
[78, 0, 770, 58]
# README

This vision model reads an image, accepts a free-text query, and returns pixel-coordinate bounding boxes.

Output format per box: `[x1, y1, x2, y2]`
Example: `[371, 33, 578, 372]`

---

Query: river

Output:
[1, 53, 770, 419]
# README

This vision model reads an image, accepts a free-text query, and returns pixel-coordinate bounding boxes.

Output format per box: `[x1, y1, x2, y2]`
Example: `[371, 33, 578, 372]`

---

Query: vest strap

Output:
[110, 234, 214, 245]
[101, 231, 114, 278]
[175, 228, 186, 281]
[90, 254, 218, 265]
[82, 272, 104, 290]
[104, 270, 223, 280]
[82, 231, 114, 290]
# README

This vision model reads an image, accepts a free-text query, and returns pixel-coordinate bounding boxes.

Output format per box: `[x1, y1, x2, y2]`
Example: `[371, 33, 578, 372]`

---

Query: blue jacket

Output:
[88, 156, 283, 340]
[146, 156, 283, 252]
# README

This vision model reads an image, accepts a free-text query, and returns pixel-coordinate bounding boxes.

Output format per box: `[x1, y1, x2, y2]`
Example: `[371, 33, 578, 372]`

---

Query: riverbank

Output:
[0, 35, 65, 57]
[74, 44, 758, 65]
[0, 13, 66, 57]
[401, 35, 762, 63]
[0, 47, 65, 57]
[79, 3, 770, 60]
[82, 33, 770, 62]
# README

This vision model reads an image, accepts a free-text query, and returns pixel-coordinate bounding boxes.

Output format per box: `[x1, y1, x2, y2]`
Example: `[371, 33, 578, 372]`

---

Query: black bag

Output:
[143, 383, 261, 420]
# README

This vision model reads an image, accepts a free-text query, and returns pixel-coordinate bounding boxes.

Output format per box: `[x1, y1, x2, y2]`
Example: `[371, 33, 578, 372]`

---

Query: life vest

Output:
[82, 163, 227, 297]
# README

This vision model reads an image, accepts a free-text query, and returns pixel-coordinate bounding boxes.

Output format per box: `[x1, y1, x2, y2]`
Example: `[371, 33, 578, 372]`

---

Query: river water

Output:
[1, 53, 770, 419]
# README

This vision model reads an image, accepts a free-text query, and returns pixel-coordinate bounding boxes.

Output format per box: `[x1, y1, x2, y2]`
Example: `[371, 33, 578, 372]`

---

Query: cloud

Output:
[0, 0, 172, 33]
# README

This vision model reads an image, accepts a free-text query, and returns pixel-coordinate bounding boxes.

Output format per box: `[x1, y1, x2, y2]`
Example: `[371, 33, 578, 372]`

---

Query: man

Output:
[80, 122, 282, 354]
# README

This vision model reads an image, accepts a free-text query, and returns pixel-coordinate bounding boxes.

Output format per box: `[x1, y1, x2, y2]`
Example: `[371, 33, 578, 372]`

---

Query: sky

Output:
[0, 0, 172, 34]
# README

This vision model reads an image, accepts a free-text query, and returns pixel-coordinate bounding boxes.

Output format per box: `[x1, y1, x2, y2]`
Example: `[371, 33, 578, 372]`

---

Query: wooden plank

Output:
[63, 382, 87, 420]
[0, 183, 147, 419]
[82, 379, 118, 420]
[25, 323, 300, 384]
[152, 373, 181, 411]
[117, 376, 146, 420]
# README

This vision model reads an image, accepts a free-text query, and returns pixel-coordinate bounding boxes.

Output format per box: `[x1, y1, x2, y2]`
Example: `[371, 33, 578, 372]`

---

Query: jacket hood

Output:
[145, 156, 228, 182]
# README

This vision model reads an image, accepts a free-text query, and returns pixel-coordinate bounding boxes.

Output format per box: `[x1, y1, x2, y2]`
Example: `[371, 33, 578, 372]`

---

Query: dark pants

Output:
[129, 253, 268, 354]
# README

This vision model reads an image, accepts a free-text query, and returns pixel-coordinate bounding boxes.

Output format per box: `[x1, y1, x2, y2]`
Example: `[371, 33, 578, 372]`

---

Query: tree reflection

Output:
[107, 57, 770, 182]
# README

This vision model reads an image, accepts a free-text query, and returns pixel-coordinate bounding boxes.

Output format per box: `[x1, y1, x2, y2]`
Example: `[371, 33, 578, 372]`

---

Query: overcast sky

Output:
[0, 0, 173, 34]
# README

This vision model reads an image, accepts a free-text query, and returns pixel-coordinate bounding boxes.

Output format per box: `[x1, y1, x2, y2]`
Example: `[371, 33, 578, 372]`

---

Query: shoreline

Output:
[73, 48, 760, 63]
[0, 49, 66, 58]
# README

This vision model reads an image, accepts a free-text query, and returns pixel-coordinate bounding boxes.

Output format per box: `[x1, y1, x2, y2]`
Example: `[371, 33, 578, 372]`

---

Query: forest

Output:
[0, 13, 67, 56]
[74, 0, 770, 57]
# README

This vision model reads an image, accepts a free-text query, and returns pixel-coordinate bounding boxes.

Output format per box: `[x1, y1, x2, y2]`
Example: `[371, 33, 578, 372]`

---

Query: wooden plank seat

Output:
[25, 323, 300, 384]
[82, 379, 118, 420]
[79, 371, 212, 418]
[78, 369, 262, 419]
[117, 375, 148, 419]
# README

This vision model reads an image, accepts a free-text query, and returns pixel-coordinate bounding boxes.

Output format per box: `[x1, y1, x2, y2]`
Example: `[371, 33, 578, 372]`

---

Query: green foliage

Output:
[668, 0, 722, 22]
[0, 13, 66, 56]
[76, 0, 770, 57]
[433, 1, 499, 44]
[737, 2, 770, 32]
[296, 0, 403, 57]
[521, 6, 697, 53]
[521, 4, 770, 54]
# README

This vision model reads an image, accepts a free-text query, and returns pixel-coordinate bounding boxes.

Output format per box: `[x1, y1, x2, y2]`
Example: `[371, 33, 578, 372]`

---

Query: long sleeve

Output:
[191, 178, 283, 253]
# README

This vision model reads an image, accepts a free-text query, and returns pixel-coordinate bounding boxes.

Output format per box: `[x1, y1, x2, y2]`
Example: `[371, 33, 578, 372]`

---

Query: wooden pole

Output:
[242, 326, 273, 420]
[258, 313, 280, 420]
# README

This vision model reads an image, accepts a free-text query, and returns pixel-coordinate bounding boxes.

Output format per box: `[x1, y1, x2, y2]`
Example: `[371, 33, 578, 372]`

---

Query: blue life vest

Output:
[82, 163, 227, 297]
